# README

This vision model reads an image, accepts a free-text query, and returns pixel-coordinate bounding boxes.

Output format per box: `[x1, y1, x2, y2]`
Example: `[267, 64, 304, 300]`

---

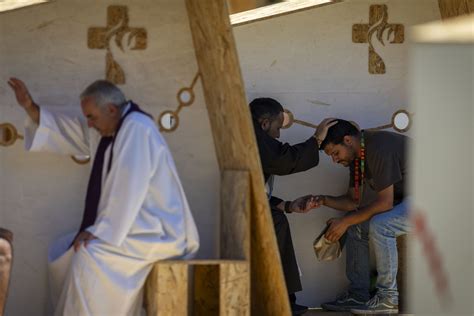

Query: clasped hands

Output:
[287, 194, 350, 243]
[286, 194, 324, 213]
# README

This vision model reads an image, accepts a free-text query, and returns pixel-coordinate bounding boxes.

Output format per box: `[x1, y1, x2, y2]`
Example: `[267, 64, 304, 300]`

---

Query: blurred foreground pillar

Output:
[409, 14, 473, 315]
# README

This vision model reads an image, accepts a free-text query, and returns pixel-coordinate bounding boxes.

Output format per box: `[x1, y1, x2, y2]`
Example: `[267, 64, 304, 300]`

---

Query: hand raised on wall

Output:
[7, 78, 39, 124]
[7, 78, 34, 110]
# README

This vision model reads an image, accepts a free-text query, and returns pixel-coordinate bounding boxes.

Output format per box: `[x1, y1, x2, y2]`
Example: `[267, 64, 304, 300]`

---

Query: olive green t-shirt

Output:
[350, 131, 409, 205]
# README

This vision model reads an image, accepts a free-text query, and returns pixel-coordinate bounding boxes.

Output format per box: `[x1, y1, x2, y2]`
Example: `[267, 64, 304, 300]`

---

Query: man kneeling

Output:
[316, 120, 410, 314]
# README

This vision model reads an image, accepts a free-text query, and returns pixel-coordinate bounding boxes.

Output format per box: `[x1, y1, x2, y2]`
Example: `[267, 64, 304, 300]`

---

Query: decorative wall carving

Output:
[158, 73, 201, 133]
[353, 5, 404, 74]
[282, 109, 413, 133]
[88, 6, 147, 84]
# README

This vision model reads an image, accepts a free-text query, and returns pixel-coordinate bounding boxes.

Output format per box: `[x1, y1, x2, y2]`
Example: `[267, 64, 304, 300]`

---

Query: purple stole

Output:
[73, 102, 151, 244]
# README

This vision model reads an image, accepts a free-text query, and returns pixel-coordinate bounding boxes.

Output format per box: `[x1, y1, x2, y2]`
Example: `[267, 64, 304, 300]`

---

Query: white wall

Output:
[233, 0, 441, 307]
[0, 1, 220, 315]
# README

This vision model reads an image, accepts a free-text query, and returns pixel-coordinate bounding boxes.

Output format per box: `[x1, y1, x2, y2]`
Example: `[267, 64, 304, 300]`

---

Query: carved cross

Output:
[352, 5, 404, 74]
[88, 6, 147, 84]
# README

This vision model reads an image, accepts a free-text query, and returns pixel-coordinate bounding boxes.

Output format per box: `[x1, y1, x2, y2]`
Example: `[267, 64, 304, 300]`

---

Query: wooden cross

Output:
[88, 6, 147, 84]
[352, 4, 404, 74]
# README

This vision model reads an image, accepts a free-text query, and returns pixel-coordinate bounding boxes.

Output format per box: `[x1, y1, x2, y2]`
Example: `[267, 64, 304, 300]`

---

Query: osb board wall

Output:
[0, 1, 220, 315]
[233, 0, 441, 307]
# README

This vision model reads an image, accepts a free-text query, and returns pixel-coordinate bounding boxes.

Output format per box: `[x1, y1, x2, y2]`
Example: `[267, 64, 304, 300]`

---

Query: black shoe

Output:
[291, 302, 308, 315]
[350, 294, 398, 314]
[320, 291, 366, 312]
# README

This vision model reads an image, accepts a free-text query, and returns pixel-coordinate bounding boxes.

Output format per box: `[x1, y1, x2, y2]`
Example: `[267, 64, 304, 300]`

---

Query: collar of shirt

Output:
[120, 102, 131, 118]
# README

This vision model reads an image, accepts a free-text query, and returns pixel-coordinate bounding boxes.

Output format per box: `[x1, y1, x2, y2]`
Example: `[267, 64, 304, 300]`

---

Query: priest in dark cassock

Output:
[249, 97, 335, 315]
[8, 78, 199, 316]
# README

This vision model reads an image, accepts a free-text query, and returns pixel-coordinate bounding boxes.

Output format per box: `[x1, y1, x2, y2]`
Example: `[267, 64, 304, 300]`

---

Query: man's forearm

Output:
[345, 198, 393, 226]
[275, 200, 285, 212]
[25, 103, 40, 125]
[323, 194, 357, 212]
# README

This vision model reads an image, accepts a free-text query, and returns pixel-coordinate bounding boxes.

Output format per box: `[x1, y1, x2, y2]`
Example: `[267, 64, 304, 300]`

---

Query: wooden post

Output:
[221, 170, 250, 260]
[185, 1, 291, 315]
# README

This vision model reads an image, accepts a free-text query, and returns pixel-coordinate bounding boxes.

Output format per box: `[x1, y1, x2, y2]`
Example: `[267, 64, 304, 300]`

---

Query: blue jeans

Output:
[346, 199, 410, 304]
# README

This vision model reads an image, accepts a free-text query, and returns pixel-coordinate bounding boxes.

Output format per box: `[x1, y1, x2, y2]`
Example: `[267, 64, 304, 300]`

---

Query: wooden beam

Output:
[221, 170, 250, 260]
[438, 0, 473, 20]
[185, 1, 291, 315]
[230, 0, 343, 27]
[0, 0, 49, 14]
[410, 13, 474, 44]
[227, 0, 257, 14]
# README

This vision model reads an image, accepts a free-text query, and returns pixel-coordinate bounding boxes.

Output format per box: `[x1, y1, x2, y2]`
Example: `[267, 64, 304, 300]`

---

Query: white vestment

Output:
[24, 103, 199, 316]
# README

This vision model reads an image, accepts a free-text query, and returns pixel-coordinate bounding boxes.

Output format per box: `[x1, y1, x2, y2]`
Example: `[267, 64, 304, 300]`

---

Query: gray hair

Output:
[80, 80, 127, 109]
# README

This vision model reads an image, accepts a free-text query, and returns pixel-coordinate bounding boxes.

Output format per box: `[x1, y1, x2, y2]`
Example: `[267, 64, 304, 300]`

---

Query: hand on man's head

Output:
[314, 118, 338, 146]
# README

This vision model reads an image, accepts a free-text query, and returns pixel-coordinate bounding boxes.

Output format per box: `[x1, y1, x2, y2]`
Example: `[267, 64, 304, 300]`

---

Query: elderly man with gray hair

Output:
[7, 78, 199, 316]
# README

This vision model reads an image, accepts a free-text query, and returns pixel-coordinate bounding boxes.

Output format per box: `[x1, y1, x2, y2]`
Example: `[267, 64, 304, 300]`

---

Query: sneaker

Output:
[321, 292, 366, 311]
[350, 294, 398, 314]
[291, 302, 308, 315]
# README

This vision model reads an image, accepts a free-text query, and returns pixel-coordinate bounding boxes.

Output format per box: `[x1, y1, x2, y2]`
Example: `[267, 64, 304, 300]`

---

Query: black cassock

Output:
[254, 123, 319, 295]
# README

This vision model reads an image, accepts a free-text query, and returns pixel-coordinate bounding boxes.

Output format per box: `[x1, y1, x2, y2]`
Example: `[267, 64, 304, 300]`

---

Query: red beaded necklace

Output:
[354, 132, 365, 205]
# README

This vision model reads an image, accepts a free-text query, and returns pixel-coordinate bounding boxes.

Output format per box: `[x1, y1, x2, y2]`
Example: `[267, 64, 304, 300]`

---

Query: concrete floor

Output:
[304, 308, 351, 315]
[304, 309, 407, 315]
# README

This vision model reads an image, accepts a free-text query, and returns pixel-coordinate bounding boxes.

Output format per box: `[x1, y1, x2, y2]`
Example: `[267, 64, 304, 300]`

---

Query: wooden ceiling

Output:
[229, 0, 343, 26]
[0, 0, 48, 13]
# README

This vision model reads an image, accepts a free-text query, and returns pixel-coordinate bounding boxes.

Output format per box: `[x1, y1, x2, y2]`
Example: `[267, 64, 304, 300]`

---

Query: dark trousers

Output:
[271, 208, 302, 295]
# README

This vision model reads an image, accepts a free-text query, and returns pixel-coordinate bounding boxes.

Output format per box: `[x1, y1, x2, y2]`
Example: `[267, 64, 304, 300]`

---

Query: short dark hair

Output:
[320, 119, 360, 150]
[249, 98, 283, 123]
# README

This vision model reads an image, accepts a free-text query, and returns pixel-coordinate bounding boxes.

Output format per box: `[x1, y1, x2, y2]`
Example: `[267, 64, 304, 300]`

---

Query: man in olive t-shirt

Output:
[315, 120, 410, 315]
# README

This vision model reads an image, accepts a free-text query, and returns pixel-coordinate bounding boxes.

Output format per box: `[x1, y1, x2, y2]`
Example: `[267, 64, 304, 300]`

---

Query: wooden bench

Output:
[145, 260, 249, 315]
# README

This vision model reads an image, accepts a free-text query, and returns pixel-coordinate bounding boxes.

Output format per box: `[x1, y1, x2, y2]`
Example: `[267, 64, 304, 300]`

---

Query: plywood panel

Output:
[145, 263, 189, 316]
[194, 265, 220, 316]
[219, 262, 250, 316]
